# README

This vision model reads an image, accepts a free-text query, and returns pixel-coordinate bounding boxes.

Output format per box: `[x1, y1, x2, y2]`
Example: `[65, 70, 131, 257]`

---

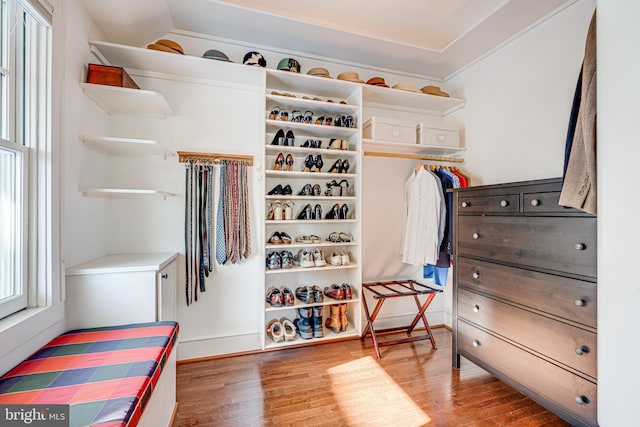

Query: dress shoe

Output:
[271, 129, 284, 145]
[274, 153, 285, 170]
[298, 183, 312, 196]
[297, 203, 312, 220]
[325, 203, 340, 219]
[285, 154, 294, 171]
[285, 130, 295, 146]
[324, 284, 344, 300]
[268, 184, 283, 195]
[282, 184, 292, 195]
[339, 203, 349, 219]
[341, 159, 350, 173]
[313, 204, 322, 220]
[303, 155, 314, 172]
[312, 184, 322, 196]
[328, 159, 343, 174]
[314, 154, 323, 172]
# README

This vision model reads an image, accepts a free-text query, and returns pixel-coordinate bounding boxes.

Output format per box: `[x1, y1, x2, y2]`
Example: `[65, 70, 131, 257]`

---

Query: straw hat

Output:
[147, 39, 184, 54]
[392, 82, 420, 93]
[366, 77, 389, 88]
[307, 67, 331, 78]
[420, 85, 450, 97]
[337, 71, 364, 83]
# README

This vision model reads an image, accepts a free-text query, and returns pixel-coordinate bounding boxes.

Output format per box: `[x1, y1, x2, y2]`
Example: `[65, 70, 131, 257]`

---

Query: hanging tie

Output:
[215, 162, 227, 264]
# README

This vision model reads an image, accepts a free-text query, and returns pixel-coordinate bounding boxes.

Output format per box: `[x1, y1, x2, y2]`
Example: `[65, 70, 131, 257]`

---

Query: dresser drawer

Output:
[457, 194, 519, 214]
[457, 257, 596, 327]
[458, 216, 596, 277]
[523, 191, 583, 213]
[458, 288, 597, 378]
[457, 320, 597, 426]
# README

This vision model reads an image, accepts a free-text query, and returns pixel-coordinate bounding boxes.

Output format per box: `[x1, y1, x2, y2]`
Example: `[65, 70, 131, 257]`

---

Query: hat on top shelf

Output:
[277, 58, 301, 73]
[307, 67, 331, 78]
[243, 51, 266, 67]
[147, 39, 184, 54]
[392, 82, 420, 93]
[420, 85, 450, 97]
[337, 71, 364, 83]
[202, 49, 232, 62]
[366, 77, 389, 88]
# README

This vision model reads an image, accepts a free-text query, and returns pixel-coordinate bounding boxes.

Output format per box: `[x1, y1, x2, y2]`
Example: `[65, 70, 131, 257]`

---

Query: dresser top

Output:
[451, 177, 563, 193]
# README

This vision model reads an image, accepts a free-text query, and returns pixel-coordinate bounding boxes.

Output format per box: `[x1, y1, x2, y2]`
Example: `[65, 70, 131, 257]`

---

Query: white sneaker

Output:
[328, 251, 342, 266]
[313, 248, 326, 267]
[340, 251, 350, 265]
[295, 249, 315, 268]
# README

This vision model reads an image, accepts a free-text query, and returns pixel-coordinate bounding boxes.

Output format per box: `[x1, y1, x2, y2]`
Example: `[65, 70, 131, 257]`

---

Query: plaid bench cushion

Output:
[0, 321, 179, 427]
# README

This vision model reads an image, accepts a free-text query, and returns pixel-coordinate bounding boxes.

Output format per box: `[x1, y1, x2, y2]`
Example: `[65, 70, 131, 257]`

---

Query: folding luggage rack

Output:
[360, 279, 443, 359]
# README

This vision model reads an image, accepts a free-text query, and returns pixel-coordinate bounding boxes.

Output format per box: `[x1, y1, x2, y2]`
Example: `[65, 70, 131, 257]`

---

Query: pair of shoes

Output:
[290, 109, 313, 124]
[327, 231, 353, 243]
[295, 235, 321, 244]
[334, 115, 355, 128]
[325, 303, 349, 333]
[301, 139, 322, 148]
[325, 203, 349, 220]
[324, 283, 353, 300]
[303, 154, 323, 172]
[295, 285, 324, 304]
[269, 106, 291, 121]
[268, 201, 295, 220]
[328, 251, 350, 266]
[268, 184, 292, 195]
[314, 116, 333, 126]
[328, 159, 350, 173]
[293, 248, 326, 267]
[271, 129, 295, 146]
[294, 306, 323, 339]
[328, 139, 350, 150]
[325, 179, 349, 196]
[298, 203, 322, 220]
[266, 286, 294, 307]
[274, 153, 294, 171]
[266, 250, 294, 270]
[267, 318, 296, 342]
[267, 231, 292, 245]
[298, 183, 322, 196]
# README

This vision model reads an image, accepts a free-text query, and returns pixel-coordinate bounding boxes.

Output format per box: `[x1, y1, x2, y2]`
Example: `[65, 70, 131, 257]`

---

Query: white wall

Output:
[597, 2, 640, 425]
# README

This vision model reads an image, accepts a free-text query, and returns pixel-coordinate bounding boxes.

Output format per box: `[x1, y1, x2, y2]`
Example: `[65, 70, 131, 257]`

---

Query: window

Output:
[0, 0, 52, 320]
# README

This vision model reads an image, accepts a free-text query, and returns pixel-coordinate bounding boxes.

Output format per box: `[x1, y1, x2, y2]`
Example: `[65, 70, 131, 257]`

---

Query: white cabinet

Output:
[263, 69, 363, 349]
[65, 253, 178, 329]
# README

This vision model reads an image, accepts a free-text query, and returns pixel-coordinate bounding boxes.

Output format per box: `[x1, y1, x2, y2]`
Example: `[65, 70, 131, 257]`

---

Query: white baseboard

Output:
[177, 332, 261, 361]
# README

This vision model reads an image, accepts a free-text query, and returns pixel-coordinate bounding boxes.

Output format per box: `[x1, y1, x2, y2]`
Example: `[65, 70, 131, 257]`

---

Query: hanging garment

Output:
[559, 10, 596, 214]
[401, 167, 443, 265]
[217, 160, 252, 265]
[215, 162, 227, 265]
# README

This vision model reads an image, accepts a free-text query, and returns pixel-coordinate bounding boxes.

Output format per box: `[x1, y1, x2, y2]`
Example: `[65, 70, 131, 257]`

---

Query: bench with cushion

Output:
[0, 321, 179, 427]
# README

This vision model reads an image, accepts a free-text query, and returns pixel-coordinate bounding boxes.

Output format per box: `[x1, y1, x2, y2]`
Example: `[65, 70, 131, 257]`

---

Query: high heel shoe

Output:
[313, 204, 322, 220]
[284, 201, 295, 220]
[325, 203, 340, 220]
[312, 184, 322, 196]
[269, 106, 281, 121]
[339, 203, 349, 220]
[285, 154, 294, 171]
[314, 154, 323, 172]
[303, 155, 314, 172]
[341, 159, 350, 173]
[328, 139, 342, 150]
[338, 179, 349, 196]
[285, 130, 295, 146]
[274, 153, 285, 170]
[298, 203, 313, 220]
[271, 129, 284, 145]
[268, 184, 283, 195]
[282, 184, 292, 195]
[328, 159, 343, 174]
[298, 183, 312, 196]
[341, 139, 350, 150]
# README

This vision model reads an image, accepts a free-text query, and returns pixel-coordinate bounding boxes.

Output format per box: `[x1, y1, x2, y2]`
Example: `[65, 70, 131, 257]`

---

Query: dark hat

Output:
[202, 49, 231, 62]
[277, 58, 301, 73]
[243, 51, 266, 67]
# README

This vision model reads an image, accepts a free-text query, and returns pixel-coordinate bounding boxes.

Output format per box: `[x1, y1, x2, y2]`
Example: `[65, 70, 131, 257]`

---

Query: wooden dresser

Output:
[451, 178, 597, 427]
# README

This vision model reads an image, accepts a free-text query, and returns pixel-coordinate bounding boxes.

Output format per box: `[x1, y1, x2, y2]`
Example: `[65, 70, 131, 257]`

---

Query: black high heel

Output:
[268, 184, 283, 195]
[274, 153, 285, 170]
[314, 154, 323, 172]
[341, 159, 350, 173]
[285, 130, 295, 146]
[298, 204, 313, 220]
[298, 183, 312, 195]
[339, 203, 349, 220]
[325, 203, 340, 219]
[313, 204, 322, 220]
[303, 155, 314, 172]
[282, 184, 292, 195]
[312, 184, 322, 196]
[328, 159, 342, 174]
[271, 129, 284, 145]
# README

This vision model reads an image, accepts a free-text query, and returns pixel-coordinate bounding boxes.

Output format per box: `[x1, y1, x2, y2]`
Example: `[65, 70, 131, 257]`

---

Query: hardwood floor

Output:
[173, 328, 570, 426]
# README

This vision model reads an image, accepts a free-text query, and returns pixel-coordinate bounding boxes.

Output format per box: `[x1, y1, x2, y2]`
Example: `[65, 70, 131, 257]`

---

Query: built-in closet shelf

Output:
[267, 69, 360, 101]
[264, 329, 359, 350]
[266, 94, 359, 114]
[265, 242, 358, 250]
[266, 196, 356, 201]
[362, 84, 465, 116]
[363, 139, 467, 157]
[81, 188, 177, 199]
[266, 170, 357, 179]
[80, 135, 174, 159]
[80, 83, 173, 117]
[88, 40, 263, 87]
[265, 145, 358, 158]
[266, 219, 357, 225]
[265, 298, 360, 312]
[266, 120, 358, 138]
[265, 264, 358, 275]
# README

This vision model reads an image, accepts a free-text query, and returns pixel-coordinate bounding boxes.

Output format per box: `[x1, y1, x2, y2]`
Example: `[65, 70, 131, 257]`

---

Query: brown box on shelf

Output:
[87, 63, 140, 89]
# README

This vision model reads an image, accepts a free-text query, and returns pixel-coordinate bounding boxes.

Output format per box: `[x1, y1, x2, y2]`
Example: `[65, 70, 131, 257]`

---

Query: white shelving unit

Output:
[80, 83, 173, 117]
[80, 135, 174, 159]
[362, 138, 467, 157]
[263, 69, 363, 350]
[81, 188, 177, 199]
[362, 83, 465, 116]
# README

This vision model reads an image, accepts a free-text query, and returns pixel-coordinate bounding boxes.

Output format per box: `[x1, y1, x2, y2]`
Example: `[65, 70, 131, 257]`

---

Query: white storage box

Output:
[363, 117, 416, 144]
[417, 124, 460, 148]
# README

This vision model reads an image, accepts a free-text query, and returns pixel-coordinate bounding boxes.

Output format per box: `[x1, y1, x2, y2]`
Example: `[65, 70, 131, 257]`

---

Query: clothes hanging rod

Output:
[364, 150, 464, 164]
[177, 151, 254, 166]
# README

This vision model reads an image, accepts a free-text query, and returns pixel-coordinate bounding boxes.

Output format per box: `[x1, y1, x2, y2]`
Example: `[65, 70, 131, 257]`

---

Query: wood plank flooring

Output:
[173, 328, 570, 426]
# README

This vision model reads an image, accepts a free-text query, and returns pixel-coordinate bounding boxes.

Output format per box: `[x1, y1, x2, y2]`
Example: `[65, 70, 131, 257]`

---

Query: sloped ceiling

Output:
[80, 0, 577, 80]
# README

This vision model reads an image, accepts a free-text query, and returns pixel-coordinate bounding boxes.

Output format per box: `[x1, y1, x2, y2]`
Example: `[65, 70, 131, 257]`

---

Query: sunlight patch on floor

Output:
[327, 356, 431, 426]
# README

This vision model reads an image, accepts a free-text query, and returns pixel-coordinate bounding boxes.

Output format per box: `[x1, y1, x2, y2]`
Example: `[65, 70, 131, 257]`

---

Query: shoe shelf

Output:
[265, 145, 357, 158]
[266, 195, 356, 201]
[267, 69, 361, 102]
[266, 170, 357, 179]
[80, 83, 173, 117]
[362, 138, 467, 157]
[265, 219, 358, 225]
[266, 120, 358, 139]
[362, 83, 465, 116]
[80, 135, 174, 159]
[265, 264, 358, 275]
[81, 188, 177, 199]
[266, 94, 359, 115]
[265, 241, 358, 250]
[264, 329, 360, 350]
[265, 298, 360, 312]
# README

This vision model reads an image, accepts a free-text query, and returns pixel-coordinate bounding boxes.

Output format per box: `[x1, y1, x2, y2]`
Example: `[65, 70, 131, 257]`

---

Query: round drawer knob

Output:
[575, 346, 590, 356]
[472, 233, 480, 240]
[161, 273, 169, 279]
[500, 200, 509, 207]
[575, 395, 589, 405]
[473, 304, 480, 313]
[472, 272, 480, 279]
[461, 201, 470, 208]
[472, 340, 481, 348]
[530, 199, 540, 207]
[575, 298, 587, 307]
[575, 243, 586, 251]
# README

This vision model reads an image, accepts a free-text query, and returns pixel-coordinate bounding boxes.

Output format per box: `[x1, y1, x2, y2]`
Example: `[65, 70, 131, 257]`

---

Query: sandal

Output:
[269, 106, 282, 120]
[267, 231, 282, 244]
[327, 232, 340, 242]
[284, 201, 295, 220]
[280, 318, 296, 341]
[266, 319, 285, 343]
[279, 232, 292, 244]
[338, 232, 353, 242]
